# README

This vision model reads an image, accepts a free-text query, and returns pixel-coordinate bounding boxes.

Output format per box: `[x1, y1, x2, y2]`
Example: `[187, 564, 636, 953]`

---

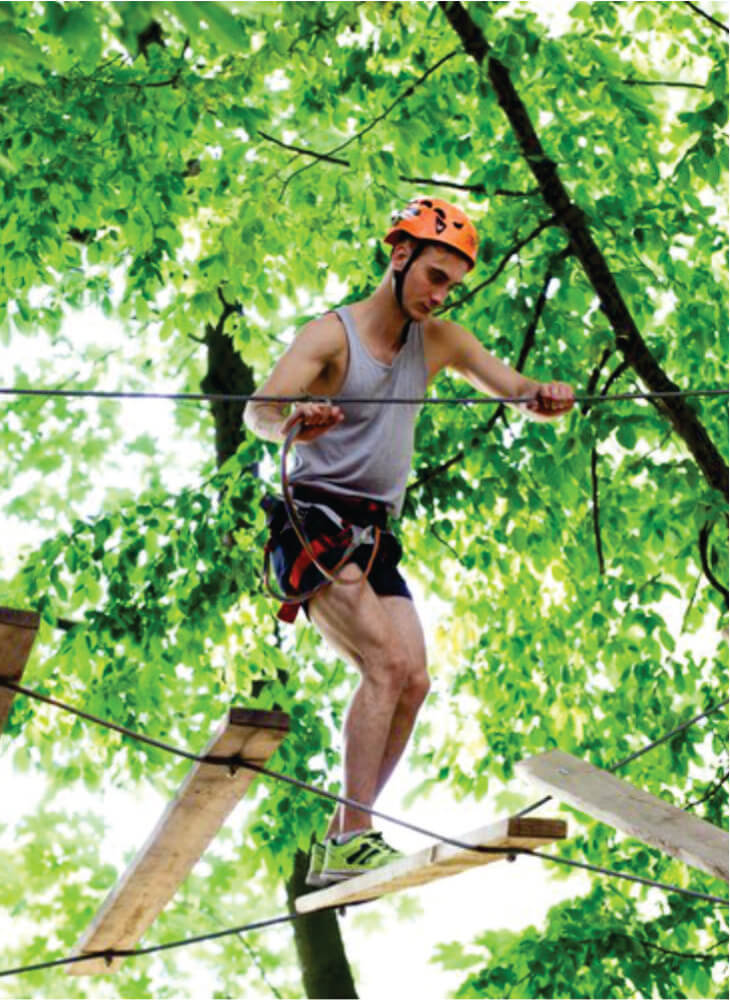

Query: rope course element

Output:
[0, 386, 727, 407]
[517, 697, 730, 818]
[0, 677, 727, 913]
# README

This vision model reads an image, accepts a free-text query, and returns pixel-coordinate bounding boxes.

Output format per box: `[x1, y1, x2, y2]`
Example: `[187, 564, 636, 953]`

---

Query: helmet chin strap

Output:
[392, 240, 426, 320]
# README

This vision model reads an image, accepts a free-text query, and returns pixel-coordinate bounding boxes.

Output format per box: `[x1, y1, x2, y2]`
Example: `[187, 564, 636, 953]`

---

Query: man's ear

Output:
[390, 238, 415, 271]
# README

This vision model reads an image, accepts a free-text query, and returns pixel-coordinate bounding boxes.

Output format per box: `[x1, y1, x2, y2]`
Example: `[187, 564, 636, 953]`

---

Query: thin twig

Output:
[686, 770, 729, 810]
[257, 135, 537, 197]
[281, 49, 461, 193]
[582, 348, 614, 416]
[331, 50, 461, 159]
[684, 0, 730, 34]
[429, 522, 462, 561]
[236, 935, 284, 999]
[636, 933, 729, 962]
[442, 215, 558, 313]
[591, 447, 605, 575]
[620, 77, 706, 89]
[699, 520, 729, 607]
[680, 571, 703, 635]
[258, 131, 348, 166]
[409, 249, 565, 493]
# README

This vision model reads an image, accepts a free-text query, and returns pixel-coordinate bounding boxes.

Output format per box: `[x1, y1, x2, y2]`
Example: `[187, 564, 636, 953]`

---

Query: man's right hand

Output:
[282, 402, 344, 443]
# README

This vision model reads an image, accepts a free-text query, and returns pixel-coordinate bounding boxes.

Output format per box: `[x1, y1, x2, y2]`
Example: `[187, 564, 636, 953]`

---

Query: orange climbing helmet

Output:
[384, 196, 479, 269]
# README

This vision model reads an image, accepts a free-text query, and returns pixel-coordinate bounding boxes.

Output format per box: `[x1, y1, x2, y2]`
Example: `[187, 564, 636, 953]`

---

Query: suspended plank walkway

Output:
[0, 606, 40, 735]
[296, 816, 567, 913]
[69, 706, 289, 975]
[516, 749, 729, 882]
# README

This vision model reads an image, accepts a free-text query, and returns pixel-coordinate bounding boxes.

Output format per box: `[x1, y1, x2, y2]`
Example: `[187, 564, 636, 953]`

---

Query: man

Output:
[244, 197, 574, 886]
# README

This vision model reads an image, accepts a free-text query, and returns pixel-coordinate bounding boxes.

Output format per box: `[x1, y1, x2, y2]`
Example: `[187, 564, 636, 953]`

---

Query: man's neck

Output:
[354, 276, 411, 351]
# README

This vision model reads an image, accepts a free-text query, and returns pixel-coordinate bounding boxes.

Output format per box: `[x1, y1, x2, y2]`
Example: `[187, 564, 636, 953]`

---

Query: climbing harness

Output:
[262, 416, 382, 612]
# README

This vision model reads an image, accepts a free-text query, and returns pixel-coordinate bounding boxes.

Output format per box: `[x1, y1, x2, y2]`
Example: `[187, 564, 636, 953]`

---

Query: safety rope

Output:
[0, 386, 727, 406]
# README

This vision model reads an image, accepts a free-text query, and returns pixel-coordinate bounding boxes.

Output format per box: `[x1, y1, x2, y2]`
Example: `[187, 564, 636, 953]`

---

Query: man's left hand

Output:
[527, 382, 575, 417]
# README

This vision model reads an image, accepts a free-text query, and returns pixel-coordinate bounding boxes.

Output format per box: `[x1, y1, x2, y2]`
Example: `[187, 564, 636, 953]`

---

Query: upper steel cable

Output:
[0, 386, 727, 406]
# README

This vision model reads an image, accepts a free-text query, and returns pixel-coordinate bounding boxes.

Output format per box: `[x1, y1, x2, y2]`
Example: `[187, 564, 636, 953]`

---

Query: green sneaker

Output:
[322, 831, 402, 882]
[305, 841, 331, 888]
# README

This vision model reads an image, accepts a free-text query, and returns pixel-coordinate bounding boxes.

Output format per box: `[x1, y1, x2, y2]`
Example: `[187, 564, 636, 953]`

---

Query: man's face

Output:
[394, 243, 470, 318]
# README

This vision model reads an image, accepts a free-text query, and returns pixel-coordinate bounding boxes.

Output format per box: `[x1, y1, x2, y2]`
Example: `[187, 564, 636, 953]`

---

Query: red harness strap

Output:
[288, 532, 345, 590]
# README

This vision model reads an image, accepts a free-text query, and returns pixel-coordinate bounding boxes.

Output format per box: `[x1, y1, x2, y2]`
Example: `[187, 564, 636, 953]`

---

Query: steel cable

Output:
[0, 386, 727, 406]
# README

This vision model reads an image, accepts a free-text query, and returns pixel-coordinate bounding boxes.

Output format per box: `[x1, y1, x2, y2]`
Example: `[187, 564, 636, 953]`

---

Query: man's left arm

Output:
[436, 319, 573, 420]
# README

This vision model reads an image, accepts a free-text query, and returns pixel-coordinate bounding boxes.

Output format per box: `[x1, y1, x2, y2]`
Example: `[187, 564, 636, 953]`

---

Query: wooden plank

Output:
[295, 816, 567, 914]
[0, 606, 40, 734]
[69, 706, 289, 975]
[516, 750, 729, 883]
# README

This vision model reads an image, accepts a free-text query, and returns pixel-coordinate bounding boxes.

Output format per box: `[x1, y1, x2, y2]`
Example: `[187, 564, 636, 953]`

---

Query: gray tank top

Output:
[289, 305, 428, 516]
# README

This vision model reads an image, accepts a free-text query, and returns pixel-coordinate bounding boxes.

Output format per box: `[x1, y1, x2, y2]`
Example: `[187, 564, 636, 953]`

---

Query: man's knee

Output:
[365, 646, 406, 695]
[369, 646, 429, 702]
[404, 667, 430, 710]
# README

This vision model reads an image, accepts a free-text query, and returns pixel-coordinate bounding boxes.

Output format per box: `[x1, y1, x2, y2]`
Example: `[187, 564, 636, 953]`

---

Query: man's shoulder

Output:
[422, 315, 470, 345]
[422, 316, 478, 374]
[295, 310, 347, 358]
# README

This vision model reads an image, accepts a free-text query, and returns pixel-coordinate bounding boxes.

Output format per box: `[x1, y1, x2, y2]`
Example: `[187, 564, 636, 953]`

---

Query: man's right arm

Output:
[243, 314, 345, 443]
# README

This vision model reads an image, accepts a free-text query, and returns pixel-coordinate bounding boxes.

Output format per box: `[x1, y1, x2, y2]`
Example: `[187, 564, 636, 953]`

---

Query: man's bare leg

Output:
[309, 574, 429, 838]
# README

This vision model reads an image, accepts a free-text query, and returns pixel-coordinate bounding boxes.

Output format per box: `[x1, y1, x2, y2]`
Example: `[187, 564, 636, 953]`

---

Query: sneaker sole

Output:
[305, 872, 335, 888]
[320, 870, 365, 882]
[321, 864, 400, 882]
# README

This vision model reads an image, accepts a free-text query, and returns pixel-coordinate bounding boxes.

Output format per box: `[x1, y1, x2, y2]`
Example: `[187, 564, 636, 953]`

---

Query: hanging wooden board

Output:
[69, 706, 289, 975]
[516, 749, 728, 882]
[296, 816, 567, 914]
[0, 607, 40, 735]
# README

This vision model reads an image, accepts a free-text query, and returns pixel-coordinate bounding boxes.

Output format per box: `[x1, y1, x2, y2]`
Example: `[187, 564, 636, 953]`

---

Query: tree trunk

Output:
[202, 304, 255, 468]
[286, 850, 359, 1000]
[439, 0, 728, 500]
[203, 305, 358, 997]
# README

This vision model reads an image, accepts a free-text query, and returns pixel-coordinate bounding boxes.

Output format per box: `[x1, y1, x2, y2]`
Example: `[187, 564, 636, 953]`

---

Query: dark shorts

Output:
[262, 485, 412, 622]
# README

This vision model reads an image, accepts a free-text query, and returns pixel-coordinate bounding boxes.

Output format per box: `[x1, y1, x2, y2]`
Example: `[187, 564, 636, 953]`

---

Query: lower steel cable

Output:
[0, 911, 307, 978]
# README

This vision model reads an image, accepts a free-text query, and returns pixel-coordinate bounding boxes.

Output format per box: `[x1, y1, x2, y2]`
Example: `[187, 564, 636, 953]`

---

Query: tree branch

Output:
[287, 7, 355, 54]
[430, 522, 462, 560]
[573, 931, 729, 964]
[582, 347, 613, 415]
[281, 49, 461, 193]
[442, 215, 558, 313]
[258, 131, 348, 166]
[410, 247, 569, 493]
[257, 133, 539, 200]
[591, 448, 605, 575]
[439, 0, 729, 500]
[684, 0, 730, 34]
[601, 358, 632, 398]
[583, 357, 633, 417]
[329, 49, 461, 159]
[620, 77, 706, 89]
[680, 570, 703, 634]
[686, 770, 729, 810]
[698, 520, 730, 607]
[636, 933, 729, 963]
